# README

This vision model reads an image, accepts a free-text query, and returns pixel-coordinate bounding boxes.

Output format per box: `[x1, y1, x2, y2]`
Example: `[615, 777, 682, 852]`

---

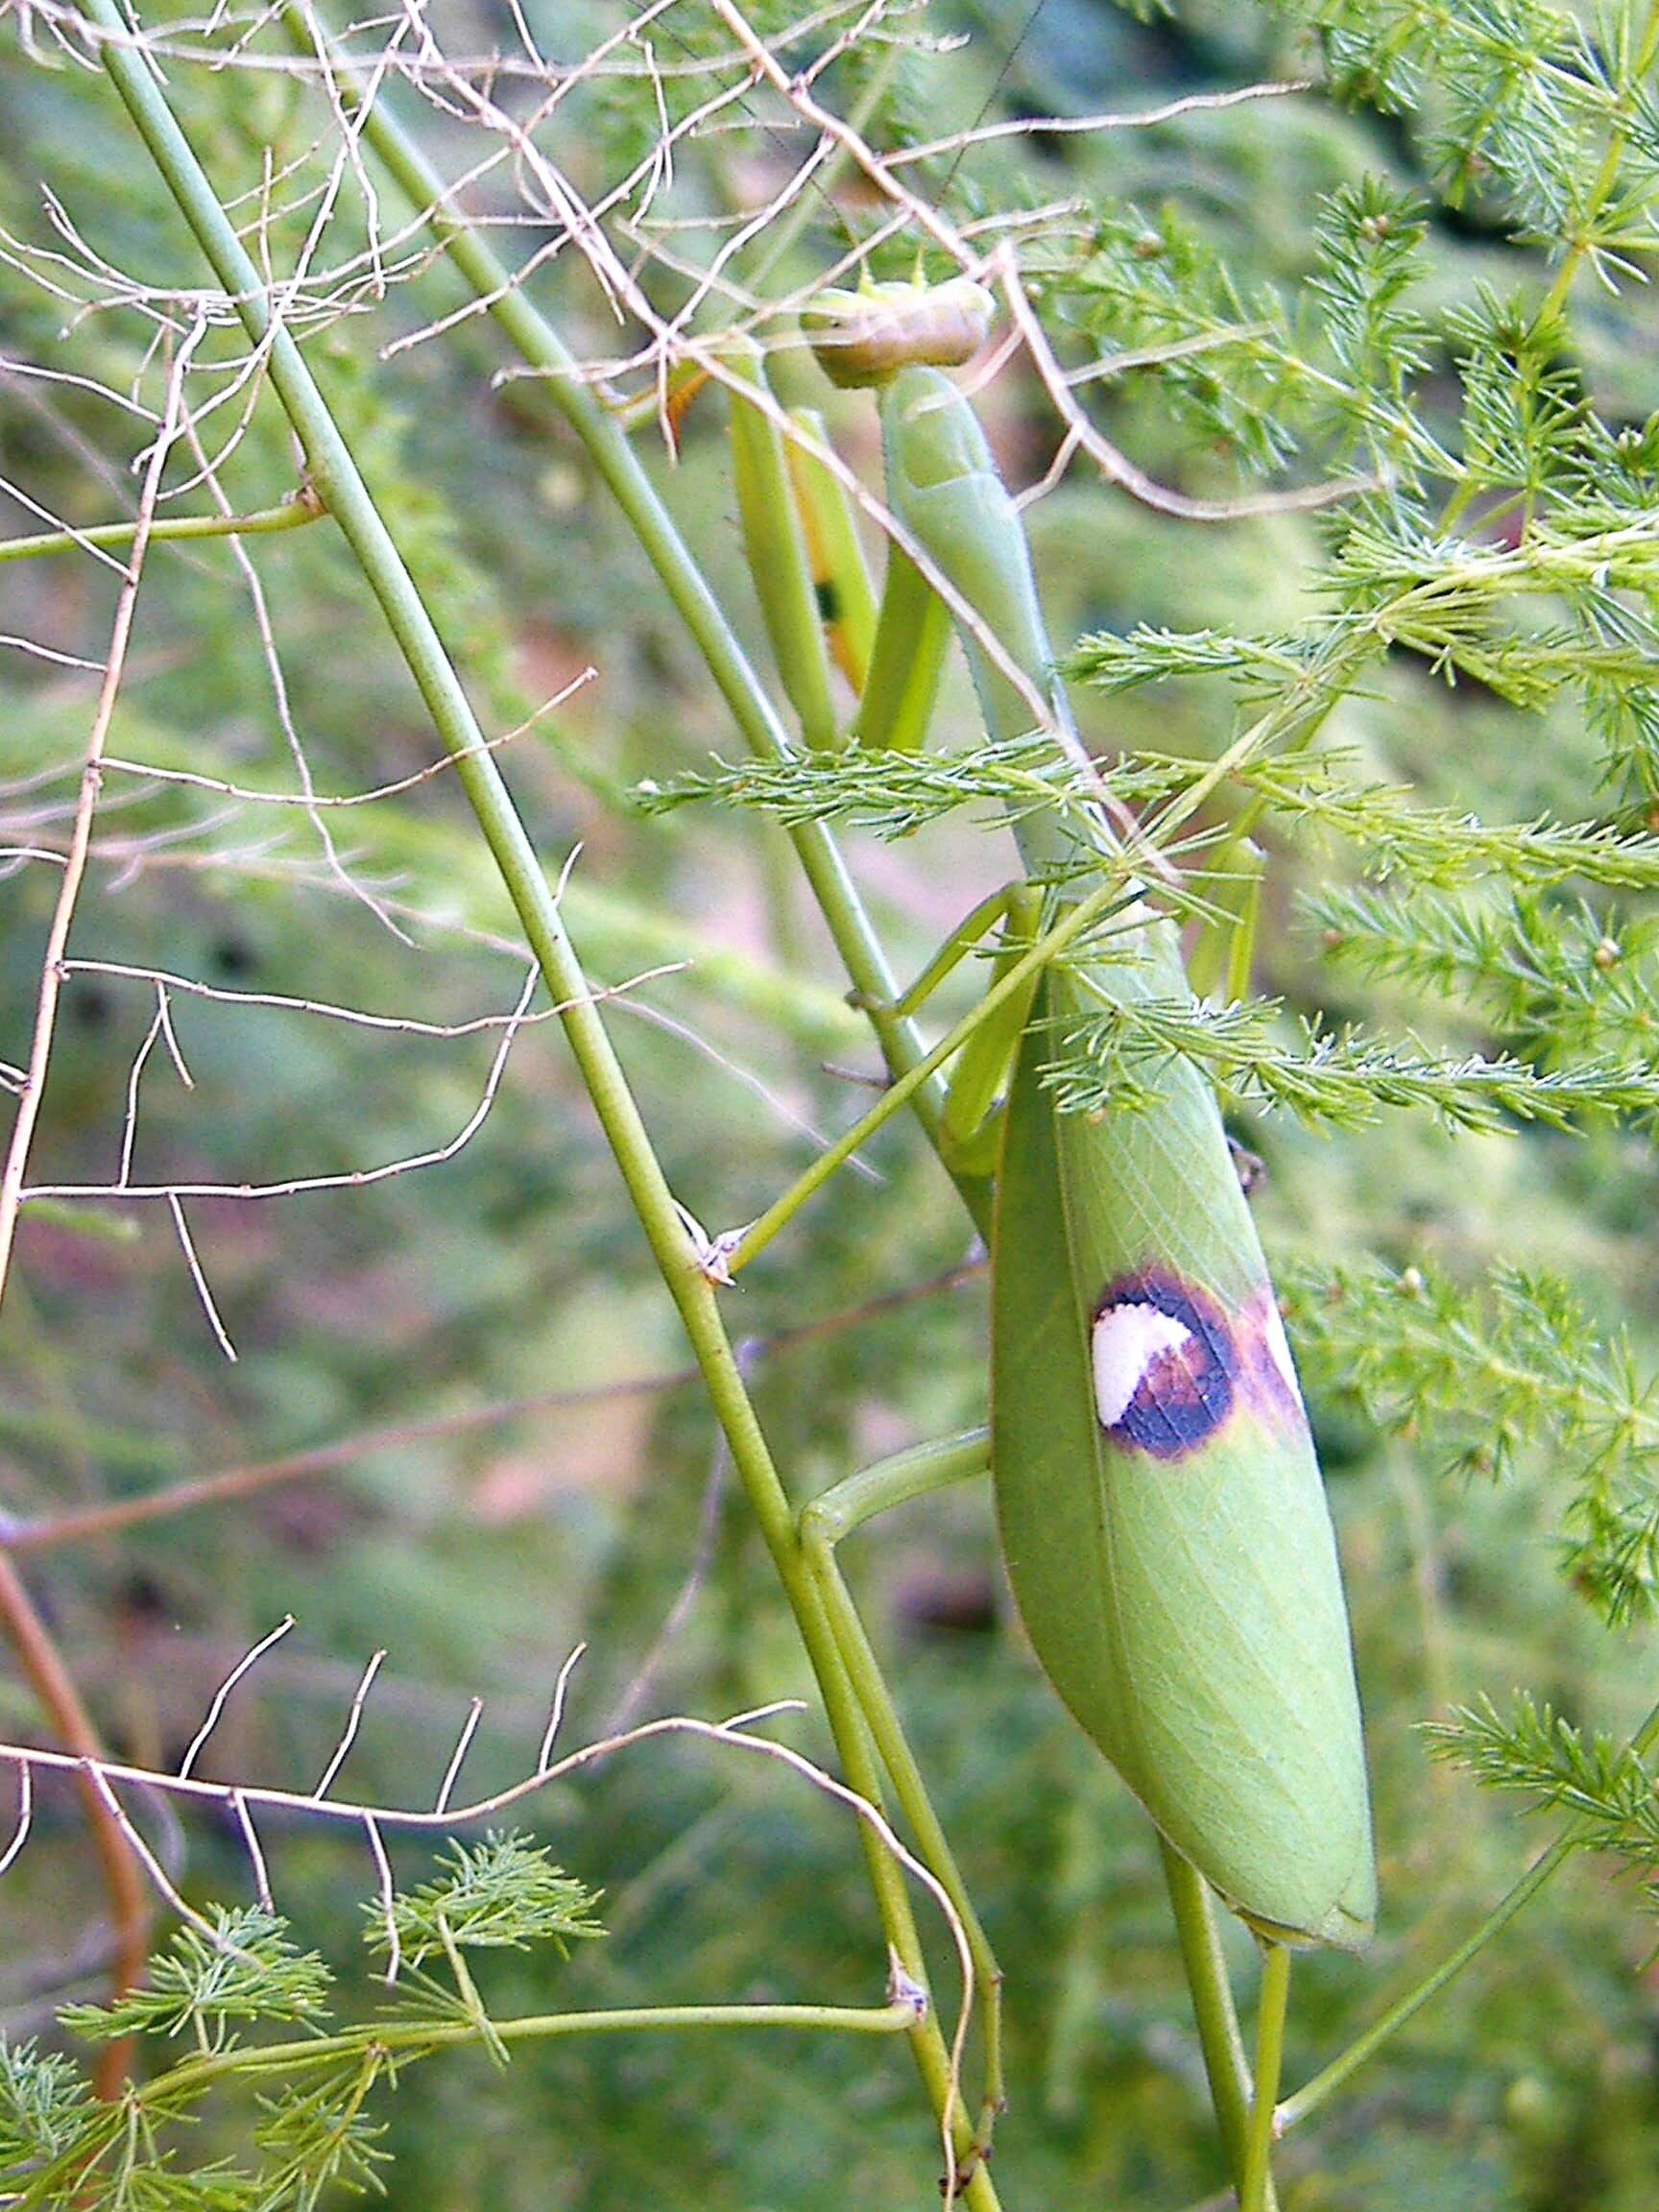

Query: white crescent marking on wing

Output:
[1092, 1304, 1193, 1428]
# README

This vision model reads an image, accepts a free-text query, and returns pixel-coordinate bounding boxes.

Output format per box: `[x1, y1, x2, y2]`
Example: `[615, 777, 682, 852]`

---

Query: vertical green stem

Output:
[1240, 1944, 1291, 2212]
[1278, 1690, 1659, 2134]
[74, 11, 999, 2199]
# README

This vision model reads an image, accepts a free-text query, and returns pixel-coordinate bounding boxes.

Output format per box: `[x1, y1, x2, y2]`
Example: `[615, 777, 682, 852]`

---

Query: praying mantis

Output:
[707, 274, 1377, 2197]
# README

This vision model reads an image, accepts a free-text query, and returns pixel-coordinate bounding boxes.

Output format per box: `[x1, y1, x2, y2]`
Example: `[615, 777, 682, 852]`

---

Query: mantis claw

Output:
[669, 1198, 751, 1285]
[941, 2143, 990, 2197]
[886, 1952, 930, 2021]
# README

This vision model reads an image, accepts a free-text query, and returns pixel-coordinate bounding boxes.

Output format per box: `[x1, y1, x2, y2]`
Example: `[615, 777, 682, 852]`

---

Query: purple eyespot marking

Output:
[1091, 1269, 1237, 1459]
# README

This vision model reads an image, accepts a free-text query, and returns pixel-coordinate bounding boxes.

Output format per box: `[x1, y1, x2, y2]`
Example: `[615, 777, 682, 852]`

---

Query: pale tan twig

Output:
[0, 315, 205, 1320]
[0, 1661, 976, 2122]
[83, 1761, 231, 1956]
[0, 633, 106, 671]
[433, 1698, 484, 1815]
[72, 955, 580, 1039]
[21, 960, 685, 1207]
[315, 1647, 385, 1797]
[364, 1812, 399, 1981]
[539, 1643, 587, 1770]
[884, 79, 1313, 167]
[178, 1615, 297, 1778]
[168, 1193, 241, 1359]
[231, 1789, 273, 1909]
[0, 1765, 34, 1880]
[99, 665, 596, 807]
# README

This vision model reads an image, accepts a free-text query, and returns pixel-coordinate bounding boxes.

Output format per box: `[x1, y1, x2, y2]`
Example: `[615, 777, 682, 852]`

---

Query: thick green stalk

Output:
[165, 1996, 921, 2091]
[75, 12, 998, 2199]
[34, 2001, 919, 2205]
[1160, 1840, 1278, 2211]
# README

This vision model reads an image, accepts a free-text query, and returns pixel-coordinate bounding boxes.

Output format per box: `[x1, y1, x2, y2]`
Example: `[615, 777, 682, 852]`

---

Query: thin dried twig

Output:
[0, 1632, 975, 2090]
[0, 320, 214, 2095]
[0, 317, 207, 1311]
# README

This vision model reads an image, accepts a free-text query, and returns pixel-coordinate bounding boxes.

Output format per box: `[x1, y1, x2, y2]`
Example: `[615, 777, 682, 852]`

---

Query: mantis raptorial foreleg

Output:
[1187, 833, 1266, 1003]
[798, 1430, 1004, 2161]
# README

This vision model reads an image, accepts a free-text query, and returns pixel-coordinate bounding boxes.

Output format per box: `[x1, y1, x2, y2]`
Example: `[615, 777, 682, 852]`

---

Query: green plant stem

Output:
[1240, 1944, 1290, 2212]
[163, 1996, 922, 2094]
[37, 1999, 920, 2202]
[277, 5, 956, 1165]
[77, 14, 1000, 2200]
[0, 493, 322, 565]
[1279, 1838, 1568, 2134]
[1280, 1688, 1659, 2132]
[800, 1433, 1006, 2141]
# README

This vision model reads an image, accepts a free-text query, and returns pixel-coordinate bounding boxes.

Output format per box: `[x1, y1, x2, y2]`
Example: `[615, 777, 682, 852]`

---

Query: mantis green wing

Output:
[993, 957, 1375, 1946]
[857, 333, 1376, 1948]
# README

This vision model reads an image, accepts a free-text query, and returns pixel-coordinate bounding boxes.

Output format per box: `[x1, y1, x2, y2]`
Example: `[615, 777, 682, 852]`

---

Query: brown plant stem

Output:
[0, 1548, 149, 2094]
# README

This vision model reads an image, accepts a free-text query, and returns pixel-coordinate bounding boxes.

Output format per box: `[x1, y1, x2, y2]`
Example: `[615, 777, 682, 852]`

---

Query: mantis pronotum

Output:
[720, 274, 1376, 2200]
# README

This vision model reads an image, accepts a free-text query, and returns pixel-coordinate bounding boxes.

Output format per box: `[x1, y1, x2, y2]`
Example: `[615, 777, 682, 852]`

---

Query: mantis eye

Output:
[801, 276, 996, 388]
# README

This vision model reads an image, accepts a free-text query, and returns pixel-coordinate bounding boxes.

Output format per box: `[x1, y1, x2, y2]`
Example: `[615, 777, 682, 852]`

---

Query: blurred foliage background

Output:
[3, 0, 1659, 2204]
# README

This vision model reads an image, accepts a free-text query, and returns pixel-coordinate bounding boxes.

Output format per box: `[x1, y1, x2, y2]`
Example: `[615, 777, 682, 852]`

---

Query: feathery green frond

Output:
[60, 1913, 333, 2048]
[1427, 1695, 1659, 1874]
[366, 1834, 606, 1968]
[1041, 989, 1659, 1131]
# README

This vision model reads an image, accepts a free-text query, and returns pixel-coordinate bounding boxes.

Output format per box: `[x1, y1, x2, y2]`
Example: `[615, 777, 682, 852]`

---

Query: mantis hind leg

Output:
[1162, 1840, 1283, 2212]
[852, 881, 1043, 1182]
[799, 1430, 1006, 2168]
[936, 888, 1041, 1179]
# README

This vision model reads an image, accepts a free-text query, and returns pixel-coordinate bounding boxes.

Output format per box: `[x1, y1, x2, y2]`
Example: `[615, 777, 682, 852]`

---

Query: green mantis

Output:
[711, 275, 1377, 2194]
